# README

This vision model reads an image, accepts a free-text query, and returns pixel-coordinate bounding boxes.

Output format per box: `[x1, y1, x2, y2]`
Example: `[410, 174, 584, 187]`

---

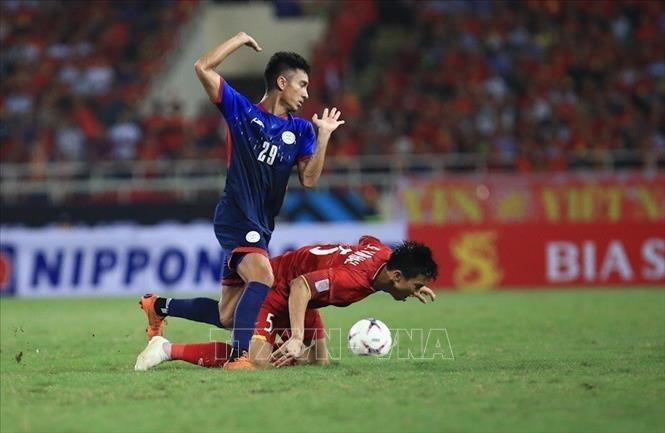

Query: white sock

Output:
[163, 342, 172, 359]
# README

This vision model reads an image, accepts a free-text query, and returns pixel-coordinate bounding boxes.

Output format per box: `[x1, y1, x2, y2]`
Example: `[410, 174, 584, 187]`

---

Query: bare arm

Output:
[297, 107, 345, 188]
[270, 276, 311, 367]
[194, 32, 262, 102]
[287, 276, 311, 342]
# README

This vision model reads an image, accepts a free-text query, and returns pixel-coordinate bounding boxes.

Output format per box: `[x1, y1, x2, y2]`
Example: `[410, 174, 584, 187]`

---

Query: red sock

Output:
[170, 342, 233, 368]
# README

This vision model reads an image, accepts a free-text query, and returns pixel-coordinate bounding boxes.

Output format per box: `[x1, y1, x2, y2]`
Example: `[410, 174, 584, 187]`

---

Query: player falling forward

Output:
[140, 32, 345, 359]
[135, 237, 438, 370]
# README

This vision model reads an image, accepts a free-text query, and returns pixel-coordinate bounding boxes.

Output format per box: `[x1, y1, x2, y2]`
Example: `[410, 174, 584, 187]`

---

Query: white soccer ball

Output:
[348, 318, 392, 357]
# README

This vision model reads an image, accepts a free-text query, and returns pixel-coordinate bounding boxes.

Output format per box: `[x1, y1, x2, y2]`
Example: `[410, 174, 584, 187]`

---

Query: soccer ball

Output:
[348, 318, 392, 357]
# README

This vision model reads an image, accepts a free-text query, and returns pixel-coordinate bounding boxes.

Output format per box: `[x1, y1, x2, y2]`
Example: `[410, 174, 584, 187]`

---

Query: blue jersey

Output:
[214, 78, 316, 237]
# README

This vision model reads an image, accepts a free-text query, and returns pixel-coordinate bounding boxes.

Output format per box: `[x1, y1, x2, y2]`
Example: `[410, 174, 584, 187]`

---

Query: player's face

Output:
[387, 272, 429, 301]
[281, 69, 309, 112]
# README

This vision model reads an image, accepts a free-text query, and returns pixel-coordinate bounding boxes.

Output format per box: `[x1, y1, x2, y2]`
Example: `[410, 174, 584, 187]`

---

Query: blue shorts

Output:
[214, 223, 271, 286]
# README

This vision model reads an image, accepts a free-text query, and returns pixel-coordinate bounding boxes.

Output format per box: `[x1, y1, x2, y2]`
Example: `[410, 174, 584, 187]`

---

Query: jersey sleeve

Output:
[214, 77, 253, 121]
[297, 120, 316, 161]
[302, 267, 371, 306]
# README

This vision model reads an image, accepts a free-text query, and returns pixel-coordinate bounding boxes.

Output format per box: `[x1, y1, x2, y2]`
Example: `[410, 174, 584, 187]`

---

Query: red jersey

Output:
[266, 235, 392, 313]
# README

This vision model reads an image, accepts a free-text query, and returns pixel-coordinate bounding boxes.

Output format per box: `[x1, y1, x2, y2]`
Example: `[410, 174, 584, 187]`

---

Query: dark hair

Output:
[264, 52, 310, 91]
[386, 241, 438, 280]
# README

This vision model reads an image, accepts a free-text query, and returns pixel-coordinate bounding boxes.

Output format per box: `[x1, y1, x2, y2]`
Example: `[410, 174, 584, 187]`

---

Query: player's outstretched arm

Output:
[297, 107, 345, 188]
[194, 31, 262, 102]
[270, 276, 311, 367]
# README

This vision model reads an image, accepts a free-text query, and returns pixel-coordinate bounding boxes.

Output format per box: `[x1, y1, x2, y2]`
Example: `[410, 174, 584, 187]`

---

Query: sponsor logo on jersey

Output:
[251, 118, 265, 128]
[281, 131, 296, 144]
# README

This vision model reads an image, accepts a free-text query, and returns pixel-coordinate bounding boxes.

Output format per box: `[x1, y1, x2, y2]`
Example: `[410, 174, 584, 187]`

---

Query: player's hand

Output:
[269, 337, 304, 368]
[237, 32, 262, 52]
[413, 286, 436, 304]
[312, 107, 345, 135]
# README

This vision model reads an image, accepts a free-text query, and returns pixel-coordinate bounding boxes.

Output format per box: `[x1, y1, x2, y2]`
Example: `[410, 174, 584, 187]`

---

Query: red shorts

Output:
[253, 304, 325, 347]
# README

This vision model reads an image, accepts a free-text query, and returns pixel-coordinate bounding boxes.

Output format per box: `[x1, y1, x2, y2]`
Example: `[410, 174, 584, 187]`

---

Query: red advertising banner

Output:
[400, 172, 665, 289]
[408, 222, 665, 290]
[396, 173, 665, 224]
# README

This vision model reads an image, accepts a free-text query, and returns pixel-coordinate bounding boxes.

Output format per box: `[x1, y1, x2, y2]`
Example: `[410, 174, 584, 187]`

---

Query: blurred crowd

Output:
[0, 0, 197, 165]
[1, 0, 664, 173]
[307, 0, 665, 171]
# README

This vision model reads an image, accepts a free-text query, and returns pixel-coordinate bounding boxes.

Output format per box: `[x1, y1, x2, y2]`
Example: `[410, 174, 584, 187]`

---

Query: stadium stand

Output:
[1, 0, 663, 222]
[1, 0, 197, 165]
[309, 0, 665, 170]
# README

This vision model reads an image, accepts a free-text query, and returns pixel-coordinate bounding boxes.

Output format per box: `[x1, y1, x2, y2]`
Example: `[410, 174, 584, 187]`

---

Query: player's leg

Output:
[208, 223, 273, 355]
[142, 280, 242, 332]
[151, 295, 223, 327]
[224, 334, 273, 371]
[138, 248, 240, 336]
[135, 336, 234, 371]
[139, 294, 168, 339]
[225, 304, 280, 370]
[218, 284, 244, 328]
[232, 252, 274, 355]
[246, 336, 273, 368]
[160, 246, 244, 327]
[169, 340, 233, 368]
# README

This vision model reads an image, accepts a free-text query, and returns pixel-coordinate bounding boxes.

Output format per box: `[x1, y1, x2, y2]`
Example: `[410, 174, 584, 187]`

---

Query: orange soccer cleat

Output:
[223, 352, 255, 371]
[139, 293, 166, 340]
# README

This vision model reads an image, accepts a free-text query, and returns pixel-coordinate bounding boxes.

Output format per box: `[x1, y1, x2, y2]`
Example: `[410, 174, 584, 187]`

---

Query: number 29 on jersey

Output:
[258, 141, 278, 165]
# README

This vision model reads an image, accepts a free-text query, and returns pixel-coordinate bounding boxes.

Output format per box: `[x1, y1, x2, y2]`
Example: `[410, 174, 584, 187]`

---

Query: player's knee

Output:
[251, 355, 270, 369]
[238, 257, 274, 286]
[248, 342, 271, 368]
[249, 267, 274, 287]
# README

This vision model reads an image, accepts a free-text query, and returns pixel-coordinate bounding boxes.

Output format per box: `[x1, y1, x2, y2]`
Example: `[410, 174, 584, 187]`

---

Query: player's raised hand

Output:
[270, 337, 304, 368]
[312, 107, 345, 135]
[413, 286, 436, 304]
[237, 31, 262, 52]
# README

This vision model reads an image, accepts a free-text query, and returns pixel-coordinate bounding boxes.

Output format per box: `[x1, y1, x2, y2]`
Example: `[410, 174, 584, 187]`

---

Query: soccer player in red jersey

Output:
[135, 237, 438, 371]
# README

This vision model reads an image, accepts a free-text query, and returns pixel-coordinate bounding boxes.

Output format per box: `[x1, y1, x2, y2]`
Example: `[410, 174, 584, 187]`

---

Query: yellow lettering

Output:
[635, 188, 659, 219]
[542, 188, 560, 222]
[402, 190, 423, 222]
[604, 187, 622, 221]
[581, 186, 594, 221]
[452, 189, 482, 222]
[568, 188, 582, 221]
[496, 191, 529, 222]
[431, 188, 446, 223]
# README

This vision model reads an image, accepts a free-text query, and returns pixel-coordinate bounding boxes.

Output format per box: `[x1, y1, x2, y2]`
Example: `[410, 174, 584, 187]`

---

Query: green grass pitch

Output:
[1, 289, 664, 433]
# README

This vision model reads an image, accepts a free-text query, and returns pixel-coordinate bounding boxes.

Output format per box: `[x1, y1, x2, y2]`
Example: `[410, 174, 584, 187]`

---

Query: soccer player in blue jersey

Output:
[139, 32, 345, 363]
